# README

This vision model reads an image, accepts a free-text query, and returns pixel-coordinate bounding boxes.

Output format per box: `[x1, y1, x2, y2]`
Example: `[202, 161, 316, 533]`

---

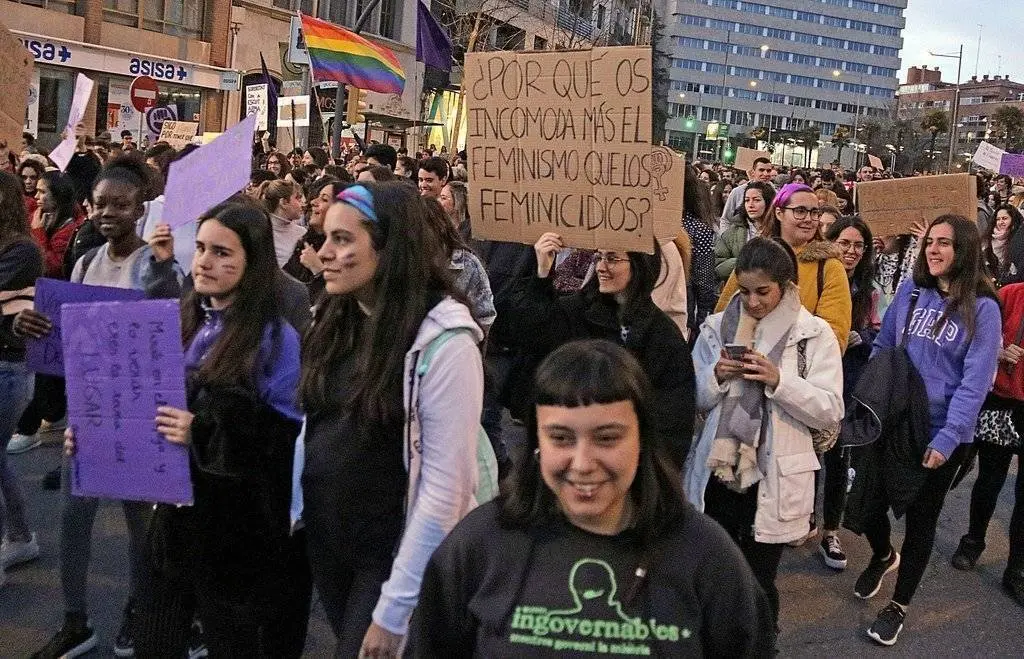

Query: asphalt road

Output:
[1, 425, 1020, 657]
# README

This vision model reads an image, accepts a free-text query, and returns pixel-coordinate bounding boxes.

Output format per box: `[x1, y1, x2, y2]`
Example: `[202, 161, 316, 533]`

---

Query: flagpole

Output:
[330, 0, 382, 161]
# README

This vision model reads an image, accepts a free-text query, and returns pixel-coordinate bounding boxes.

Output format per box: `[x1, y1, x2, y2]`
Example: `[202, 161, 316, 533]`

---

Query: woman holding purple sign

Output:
[0, 170, 44, 592]
[132, 200, 311, 656]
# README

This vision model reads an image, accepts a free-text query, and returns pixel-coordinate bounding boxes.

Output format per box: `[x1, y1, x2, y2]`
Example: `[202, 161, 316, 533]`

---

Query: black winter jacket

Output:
[148, 384, 302, 603]
[842, 345, 931, 533]
[506, 274, 697, 468]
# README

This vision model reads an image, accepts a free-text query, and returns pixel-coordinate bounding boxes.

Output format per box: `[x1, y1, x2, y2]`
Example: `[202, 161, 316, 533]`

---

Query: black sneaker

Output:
[188, 616, 209, 659]
[854, 549, 900, 599]
[114, 600, 138, 657]
[819, 533, 848, 570]
[951, 534, 985, 571]
[867, 601, 906, 646]
[31, 613, 98, 659]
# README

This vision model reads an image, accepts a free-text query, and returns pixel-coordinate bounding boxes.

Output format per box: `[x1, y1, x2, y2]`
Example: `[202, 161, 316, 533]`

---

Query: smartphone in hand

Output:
[724, 343, 750, 359]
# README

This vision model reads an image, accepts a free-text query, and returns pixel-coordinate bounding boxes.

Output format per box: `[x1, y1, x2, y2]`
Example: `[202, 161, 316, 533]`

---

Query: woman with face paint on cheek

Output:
[26, 154, 186, 659]
[131, 202, 311, 657]
[688, 237, 844, 631]
[407, 340, 776, 657]
[299, 181, 486, 658]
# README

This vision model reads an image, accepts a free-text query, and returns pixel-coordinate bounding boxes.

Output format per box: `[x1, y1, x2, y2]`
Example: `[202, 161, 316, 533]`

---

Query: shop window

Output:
[11, 0, 76, 14]
[104, 0, 205, 40]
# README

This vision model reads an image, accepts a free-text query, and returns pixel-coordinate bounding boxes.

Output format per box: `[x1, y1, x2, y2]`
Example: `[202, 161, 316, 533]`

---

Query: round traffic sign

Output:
[129, 76, 159, 113]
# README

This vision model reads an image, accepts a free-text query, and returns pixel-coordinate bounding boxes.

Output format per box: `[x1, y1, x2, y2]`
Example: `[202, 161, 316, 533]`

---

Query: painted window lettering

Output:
[20, 39, 72, 63]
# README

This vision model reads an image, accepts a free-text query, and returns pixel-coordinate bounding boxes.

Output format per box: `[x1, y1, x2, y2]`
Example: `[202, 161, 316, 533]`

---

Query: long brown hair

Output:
[912, 214, 998, 341]
[299, 182, 459, 425]
[180, 200, 283, 388]
[0, 171, 30, 254]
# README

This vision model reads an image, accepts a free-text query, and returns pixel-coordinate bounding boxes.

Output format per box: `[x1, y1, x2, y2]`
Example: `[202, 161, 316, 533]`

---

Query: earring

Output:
[533, 448, 540, 460]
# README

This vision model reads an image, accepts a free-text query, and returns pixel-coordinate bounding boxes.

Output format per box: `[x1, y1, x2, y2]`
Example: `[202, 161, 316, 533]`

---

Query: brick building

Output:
[897, 65, 1024, 158]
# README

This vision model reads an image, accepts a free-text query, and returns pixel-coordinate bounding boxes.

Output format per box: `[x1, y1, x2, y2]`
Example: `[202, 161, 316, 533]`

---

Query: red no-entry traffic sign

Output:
[129, 75, 159, 113]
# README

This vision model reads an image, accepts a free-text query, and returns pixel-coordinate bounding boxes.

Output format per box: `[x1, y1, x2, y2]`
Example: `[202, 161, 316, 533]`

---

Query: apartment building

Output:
[898, 65, 1024, 158]
[664, 0, 905, 166]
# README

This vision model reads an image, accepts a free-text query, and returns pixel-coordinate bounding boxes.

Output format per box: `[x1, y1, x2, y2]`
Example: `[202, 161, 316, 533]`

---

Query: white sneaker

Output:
[6, 433, 41, 454]
[1, 532, 40, 569]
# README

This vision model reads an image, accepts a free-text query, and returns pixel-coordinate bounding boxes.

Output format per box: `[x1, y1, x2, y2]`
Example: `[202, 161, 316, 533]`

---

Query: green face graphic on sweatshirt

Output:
[508, 558, 690, 655]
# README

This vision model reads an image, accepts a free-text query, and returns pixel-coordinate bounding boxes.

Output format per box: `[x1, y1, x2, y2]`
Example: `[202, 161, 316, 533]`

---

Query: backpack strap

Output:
[417, 328, 475, 377]
[812, 260, 825, 314]
[899, 288, 921, 348]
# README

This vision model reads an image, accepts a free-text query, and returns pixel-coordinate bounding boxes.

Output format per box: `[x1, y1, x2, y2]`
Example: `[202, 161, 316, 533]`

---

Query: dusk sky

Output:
[901, 1, 1024, 85]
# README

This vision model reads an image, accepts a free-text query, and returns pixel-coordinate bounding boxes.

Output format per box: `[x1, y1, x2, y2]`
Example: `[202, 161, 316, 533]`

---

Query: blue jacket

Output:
[873, 279, 1001, 459]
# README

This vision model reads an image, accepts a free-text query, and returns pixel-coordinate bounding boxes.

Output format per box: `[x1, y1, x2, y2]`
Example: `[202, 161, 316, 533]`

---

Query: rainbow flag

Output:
[300, 14, 405, 95]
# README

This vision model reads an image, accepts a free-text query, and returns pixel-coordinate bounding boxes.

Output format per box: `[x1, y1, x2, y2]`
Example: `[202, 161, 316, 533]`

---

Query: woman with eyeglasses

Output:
[813, 216, 881, 571]
[507, 232, 696, 469]
[716, 183, 852, 355]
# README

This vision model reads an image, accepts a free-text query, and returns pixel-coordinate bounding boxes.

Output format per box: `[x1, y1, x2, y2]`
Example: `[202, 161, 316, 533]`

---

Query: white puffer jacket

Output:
[684, 293, 844, 544]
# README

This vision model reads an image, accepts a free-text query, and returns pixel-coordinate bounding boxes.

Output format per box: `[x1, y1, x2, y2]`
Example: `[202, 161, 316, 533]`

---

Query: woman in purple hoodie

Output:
[854, 214, 1001, 647]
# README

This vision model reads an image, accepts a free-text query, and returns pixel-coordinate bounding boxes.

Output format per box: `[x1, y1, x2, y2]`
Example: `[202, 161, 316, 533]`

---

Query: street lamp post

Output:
[928, 45, 964, 173]
[715, 30, 732, 162]
[833, 69, 863, 169]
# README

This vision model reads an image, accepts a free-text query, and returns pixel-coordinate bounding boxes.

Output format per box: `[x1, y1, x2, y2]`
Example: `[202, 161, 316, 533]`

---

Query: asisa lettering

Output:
[19, 39, 72, 64]
[129, 57, 189, 82]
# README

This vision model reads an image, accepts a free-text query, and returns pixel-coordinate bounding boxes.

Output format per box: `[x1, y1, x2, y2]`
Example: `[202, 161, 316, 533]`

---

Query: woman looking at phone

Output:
[686, 237, 844, 630]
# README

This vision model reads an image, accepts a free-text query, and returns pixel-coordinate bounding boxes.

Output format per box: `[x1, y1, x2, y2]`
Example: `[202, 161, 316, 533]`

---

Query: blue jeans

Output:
[0, 360, 34, 542]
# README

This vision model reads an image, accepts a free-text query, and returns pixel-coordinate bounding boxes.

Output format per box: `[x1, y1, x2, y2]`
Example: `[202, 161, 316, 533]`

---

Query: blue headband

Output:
[336, 185, 379, 224]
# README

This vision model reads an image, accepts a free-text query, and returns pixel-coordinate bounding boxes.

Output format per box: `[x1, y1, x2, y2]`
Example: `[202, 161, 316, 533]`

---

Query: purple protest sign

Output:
[25, 278, 145, 376]
[999, 153, 1024, 178]
[161, 113, 258, 230]
[62, 299, 193, 505]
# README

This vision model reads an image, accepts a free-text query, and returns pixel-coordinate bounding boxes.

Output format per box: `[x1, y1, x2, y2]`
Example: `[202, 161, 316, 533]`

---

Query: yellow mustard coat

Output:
[715, 240, 852, 353]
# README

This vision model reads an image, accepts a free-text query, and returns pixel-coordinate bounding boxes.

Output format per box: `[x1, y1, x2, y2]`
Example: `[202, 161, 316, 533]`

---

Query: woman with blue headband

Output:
[299, 182, 489, 657]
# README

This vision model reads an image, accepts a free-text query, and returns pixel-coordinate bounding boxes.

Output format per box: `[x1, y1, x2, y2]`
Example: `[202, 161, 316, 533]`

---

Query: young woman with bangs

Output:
[408, 340, 775, 657]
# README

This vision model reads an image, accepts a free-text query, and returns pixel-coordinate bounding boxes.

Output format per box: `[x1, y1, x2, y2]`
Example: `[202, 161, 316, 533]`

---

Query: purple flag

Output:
[416, 1, 452, 72]
[260, 53, 279, 131]
[26, 278, 145, 376]
[62, 299, 193, 505]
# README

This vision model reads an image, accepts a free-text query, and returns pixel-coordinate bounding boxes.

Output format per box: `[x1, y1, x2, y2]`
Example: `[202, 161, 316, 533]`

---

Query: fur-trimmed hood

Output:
[797, 240, 842, 263]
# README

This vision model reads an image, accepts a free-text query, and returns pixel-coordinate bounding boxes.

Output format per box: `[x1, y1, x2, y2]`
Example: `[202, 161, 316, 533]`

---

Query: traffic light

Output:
[345, 86, 368, 125]
[684, 115, 696, 130]
[723, 145, 735, 163]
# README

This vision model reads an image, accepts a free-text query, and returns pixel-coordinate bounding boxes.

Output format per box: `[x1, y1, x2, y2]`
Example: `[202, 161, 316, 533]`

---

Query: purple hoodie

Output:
[874, 279, 1001, 460]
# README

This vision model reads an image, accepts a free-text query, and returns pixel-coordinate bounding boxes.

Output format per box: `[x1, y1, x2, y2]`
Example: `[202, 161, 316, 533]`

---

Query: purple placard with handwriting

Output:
[62, 299, 193, 505]
[162, 113, 257, 229]
[999, 153, 1024, 178]
[26, 278, 145, 376]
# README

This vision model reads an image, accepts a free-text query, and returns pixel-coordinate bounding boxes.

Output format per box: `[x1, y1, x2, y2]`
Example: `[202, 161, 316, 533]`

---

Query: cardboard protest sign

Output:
[158, 120, 199, 149]
[26, 278, 145, 376]
[62, 299, 192, 505]
[868, 154, 883, 170]
[973, 141, 1005, 171]
[1000, 153, 1024, 178]
[734, 147, 771, 173]
[162, 113, 257, 230]
[464, 46, 683, 253]
[49, 74, 95, 171]
[0, 22, 33, 153]
[857, 173, 977, 237]
[277, 95, 311, 127]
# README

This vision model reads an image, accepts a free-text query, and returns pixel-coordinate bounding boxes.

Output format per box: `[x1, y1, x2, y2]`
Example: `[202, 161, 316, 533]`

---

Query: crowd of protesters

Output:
[0, 125, 1022, 657]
